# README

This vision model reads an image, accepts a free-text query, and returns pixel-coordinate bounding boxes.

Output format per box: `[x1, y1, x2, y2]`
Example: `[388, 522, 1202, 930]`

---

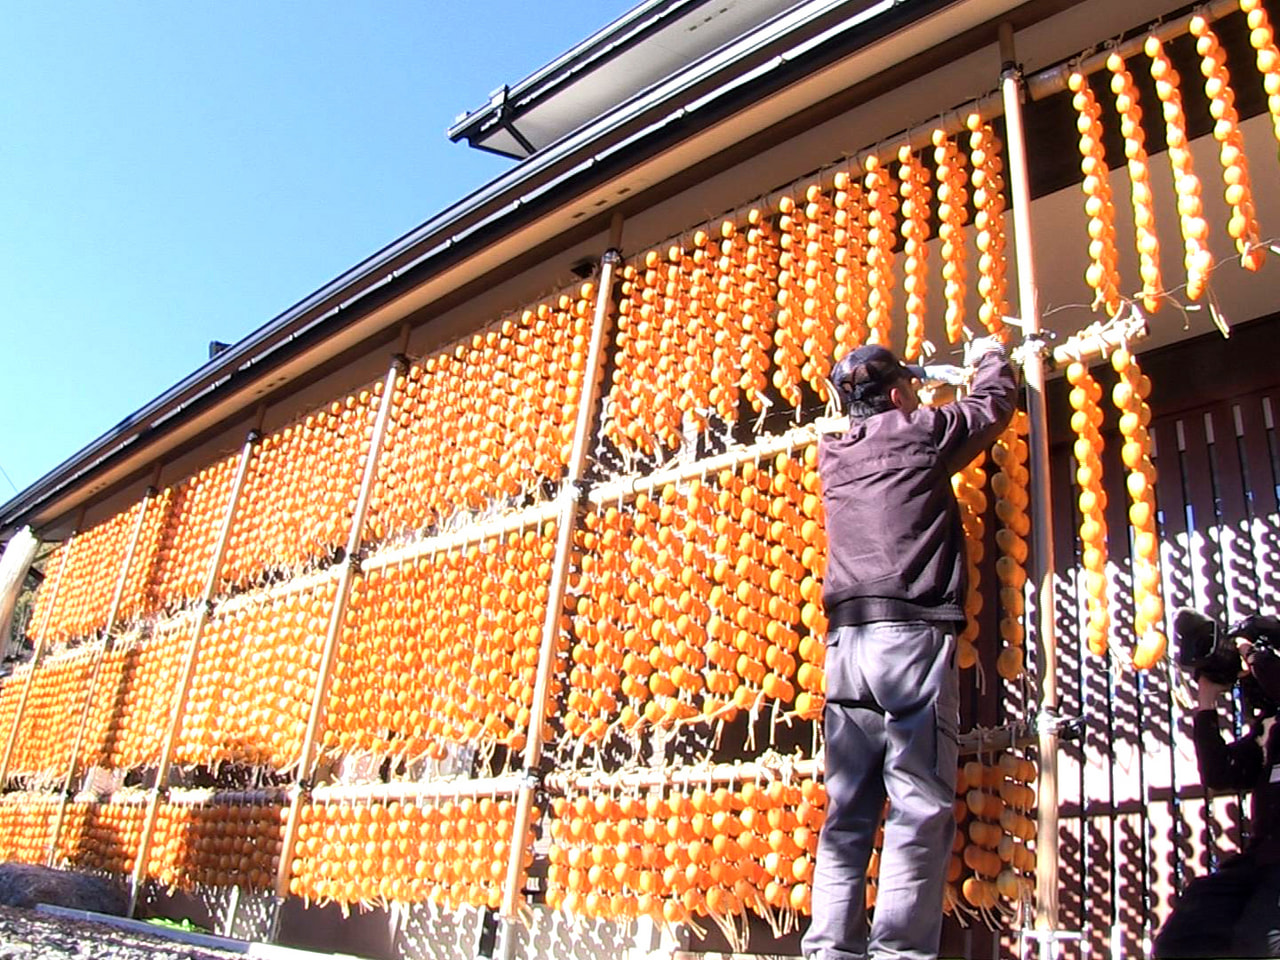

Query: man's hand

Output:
[1237, 637, 1256, 666]
[964, 335, 1006, 367]
[1196, 674, 1231, 710]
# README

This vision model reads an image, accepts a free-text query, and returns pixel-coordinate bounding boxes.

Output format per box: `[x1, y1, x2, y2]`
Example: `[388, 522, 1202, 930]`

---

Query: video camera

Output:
[1174, 607, 1280, 688]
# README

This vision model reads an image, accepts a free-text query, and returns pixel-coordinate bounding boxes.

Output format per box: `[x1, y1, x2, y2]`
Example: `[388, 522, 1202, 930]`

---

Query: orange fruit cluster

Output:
[776, 188, 838, 404]
[1068, 71, 1122, 318]
[139, 456, 240, 615]
[328, 525, 558, 762]
[177, 580, 337, 770]
[1190, 15, 1265, 270]
[668, 237, 717, 431]
[0, 671, 27, 751]
[29, 509, 135, 646]
[955, 753, 1037, 910]
[967, 115, 1010, 340]
[289, 797, 523, 909]
[564, 449, 826, 745]
[1106, 54, 1163, 313]
[149, 800, 286, 891]
[80, 620, 189, 772]
[1068, 362, 1111, 656]
[1111, 348, 1165, 669]
[115, 494, 167, 624]
[897, 147, 932, 361]
[704, 227, 745, 423]
[57, 800, 147, 876]
[953, 455, 988, 671]
[830, 174, 870, 355]
[1145, 36, 1213, 301]
[29, 455, 240, 643]
[862, 158, 898, 348]
[0, 793, 58, 863]
[992, 414, 1031, 680]
[222, 390, 379, 591]
[1242, 0, 1280, 145]
[545, 778, 826, 924]
[602, 160, 1015, 455]
[8, 648, 96, 783]
[713, 216, 777, 419]
[609, 249, 711, 454]
[368, 292, 592, 543]
[933, 131, 969, 343]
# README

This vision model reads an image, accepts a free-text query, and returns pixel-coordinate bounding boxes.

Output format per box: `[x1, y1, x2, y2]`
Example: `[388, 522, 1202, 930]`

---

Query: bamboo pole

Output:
[1050, 307, 1150, 367]
[547, 758, 822, 795]
[999, 23, 1060, 938]
[588, 417, 842, 508]
[127, 415, 263, 917]
[0, 506, 84, 786]
[499, 224, 623, 923]
[47, 467, 162, 866]
[274, 337, 408, 902]
[310, 774, 522, 804]
[1023, 0, 1238, 102]
[166, 787, 290, 806]
[358, 499, 564, 575]
[211, 564, 343, 617]
[544, 725, 1030, 795]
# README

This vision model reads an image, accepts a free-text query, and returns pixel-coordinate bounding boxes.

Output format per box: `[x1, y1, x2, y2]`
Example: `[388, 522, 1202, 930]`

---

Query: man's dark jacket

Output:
[819, 351, 1018, 627]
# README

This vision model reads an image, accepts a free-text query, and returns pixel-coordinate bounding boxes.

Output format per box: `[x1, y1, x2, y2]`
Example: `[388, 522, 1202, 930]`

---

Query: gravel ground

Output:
[0, 905, 244, 959]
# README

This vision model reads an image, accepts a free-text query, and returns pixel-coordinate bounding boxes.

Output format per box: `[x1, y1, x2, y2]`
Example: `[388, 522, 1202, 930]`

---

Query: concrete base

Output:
[35, 903, 372, 959]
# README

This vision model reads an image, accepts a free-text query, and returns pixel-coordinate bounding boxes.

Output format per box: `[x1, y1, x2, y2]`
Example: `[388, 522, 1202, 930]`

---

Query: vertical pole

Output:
[0, 506, 85, 786]
[500, 214, 623, 924]
[128, 415, 263, 917]
[274, 329, 409, 907]
[48, 467, 162, 866]
[999, 22, 1060, 937]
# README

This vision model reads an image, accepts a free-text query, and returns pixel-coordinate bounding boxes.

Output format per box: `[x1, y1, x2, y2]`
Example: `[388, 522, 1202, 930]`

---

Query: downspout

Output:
[0, 506, 84, 785]
[999, 22, 1060, 940]
[127, 411, 264, 917]
[499, 212, 623, 931]
[273, 325, 410, 908]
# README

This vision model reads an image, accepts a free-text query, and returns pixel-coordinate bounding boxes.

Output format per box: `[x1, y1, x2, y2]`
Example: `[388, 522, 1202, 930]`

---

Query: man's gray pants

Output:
[801, 621, 960, 960]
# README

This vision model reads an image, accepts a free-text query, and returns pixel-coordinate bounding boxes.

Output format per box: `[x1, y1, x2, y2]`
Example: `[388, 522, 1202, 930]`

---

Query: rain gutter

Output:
[0, 0, 965, 537]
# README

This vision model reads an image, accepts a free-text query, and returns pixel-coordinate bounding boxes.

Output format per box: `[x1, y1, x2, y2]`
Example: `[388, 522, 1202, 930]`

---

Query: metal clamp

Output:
[1012, 330, 1053, 370]
[1034, 707, 1084, 742]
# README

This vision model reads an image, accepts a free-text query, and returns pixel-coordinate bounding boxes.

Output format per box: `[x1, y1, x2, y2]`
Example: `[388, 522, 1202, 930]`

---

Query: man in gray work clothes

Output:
[802, 338, 1016, 960]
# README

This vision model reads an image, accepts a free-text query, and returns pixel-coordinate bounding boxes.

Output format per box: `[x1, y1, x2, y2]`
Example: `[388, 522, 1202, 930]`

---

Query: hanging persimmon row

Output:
[603, 115, 1012, 461]
[1070, 6, 1280, 314]
[26, 281, 594, 648]
[541, 748, 1038, 932]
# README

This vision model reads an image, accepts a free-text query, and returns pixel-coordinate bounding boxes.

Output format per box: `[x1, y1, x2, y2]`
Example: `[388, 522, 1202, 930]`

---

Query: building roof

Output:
[2, 0, 1033, 538]
[447, 0, 810, 158]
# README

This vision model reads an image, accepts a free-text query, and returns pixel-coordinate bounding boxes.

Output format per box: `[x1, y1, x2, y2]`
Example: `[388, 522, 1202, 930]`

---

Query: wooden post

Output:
[0, 505, 85, 786]
[46, 467, 163, 866]
[128, 415, 263, 917]
[999, 21, 1060, 938]
[274, 331, 409, 903]
[500, 218, 623, 923]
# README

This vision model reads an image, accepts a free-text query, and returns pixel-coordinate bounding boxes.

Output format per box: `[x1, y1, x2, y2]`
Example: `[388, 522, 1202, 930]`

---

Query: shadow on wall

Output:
[507, 905, 639, 960]
[394, 898, 482, 960]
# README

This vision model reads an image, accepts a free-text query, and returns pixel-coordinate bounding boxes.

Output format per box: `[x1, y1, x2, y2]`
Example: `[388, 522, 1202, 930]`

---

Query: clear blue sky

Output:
[1, 1, 635, 497]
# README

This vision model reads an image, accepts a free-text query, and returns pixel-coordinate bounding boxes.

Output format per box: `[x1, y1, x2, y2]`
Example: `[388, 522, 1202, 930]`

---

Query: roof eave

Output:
[3, 0, 1005, 538]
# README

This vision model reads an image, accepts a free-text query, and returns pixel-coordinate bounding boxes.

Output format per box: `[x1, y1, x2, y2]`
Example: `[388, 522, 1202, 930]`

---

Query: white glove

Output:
[964, 335, 1006, 367]
[920, 364, 967, 386]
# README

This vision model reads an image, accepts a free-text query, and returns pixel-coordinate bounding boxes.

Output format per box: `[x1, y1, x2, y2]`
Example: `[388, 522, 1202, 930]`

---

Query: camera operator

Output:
[1154, 624, 1280, 958]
